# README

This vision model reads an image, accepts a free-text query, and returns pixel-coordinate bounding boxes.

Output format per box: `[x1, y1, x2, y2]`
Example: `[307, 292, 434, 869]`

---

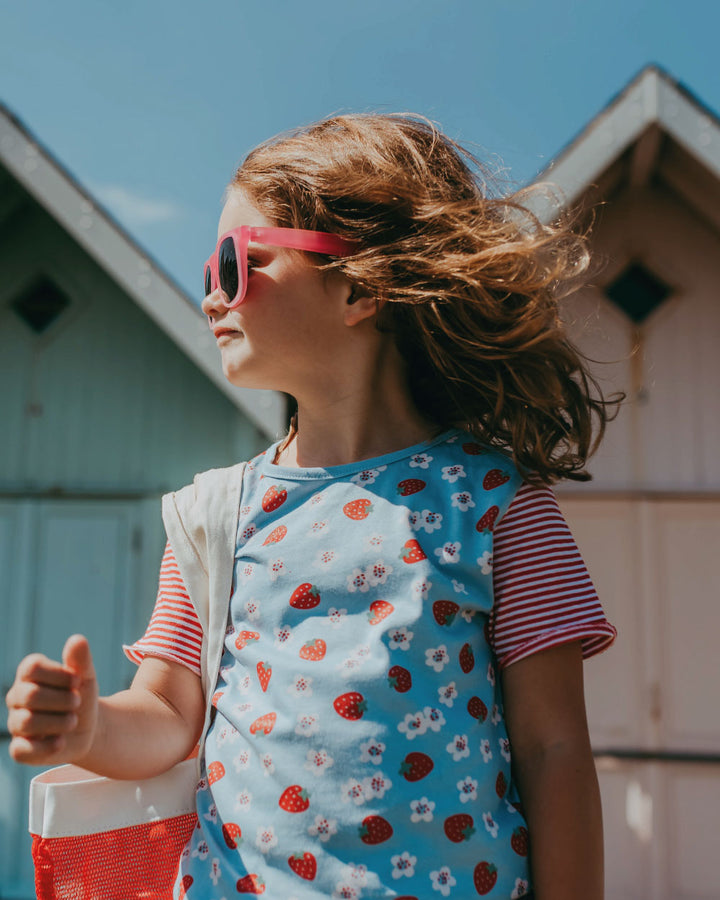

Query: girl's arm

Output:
[500, 640, 604, 900]
[6, 634, 205, 780]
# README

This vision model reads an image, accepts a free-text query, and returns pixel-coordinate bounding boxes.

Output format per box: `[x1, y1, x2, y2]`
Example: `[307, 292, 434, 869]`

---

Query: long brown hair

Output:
[231, 113, 623, 485]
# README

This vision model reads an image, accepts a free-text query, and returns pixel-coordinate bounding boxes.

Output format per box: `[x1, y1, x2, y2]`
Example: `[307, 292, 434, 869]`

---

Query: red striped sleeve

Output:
[490, 482, 616, 670]
[123, 542, 203, 677]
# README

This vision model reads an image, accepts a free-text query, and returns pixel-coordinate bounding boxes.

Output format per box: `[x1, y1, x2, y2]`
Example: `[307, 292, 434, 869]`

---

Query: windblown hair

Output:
[231, 113, 623, 485]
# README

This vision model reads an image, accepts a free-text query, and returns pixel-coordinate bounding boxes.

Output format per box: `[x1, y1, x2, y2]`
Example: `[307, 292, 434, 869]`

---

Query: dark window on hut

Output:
[11, 278, 71, 334]
[604, 262, 672, 324]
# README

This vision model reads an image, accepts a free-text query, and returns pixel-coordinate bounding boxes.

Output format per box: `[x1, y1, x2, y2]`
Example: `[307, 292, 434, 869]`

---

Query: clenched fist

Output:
[5, 634, 99, 766]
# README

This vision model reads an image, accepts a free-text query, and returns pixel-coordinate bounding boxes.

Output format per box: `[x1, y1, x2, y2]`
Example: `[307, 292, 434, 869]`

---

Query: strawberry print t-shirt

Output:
[173, 430, 590, 899]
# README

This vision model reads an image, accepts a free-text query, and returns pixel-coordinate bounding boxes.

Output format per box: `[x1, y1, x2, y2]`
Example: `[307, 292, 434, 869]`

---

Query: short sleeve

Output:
[123, 541, 203, 677]
[489, 482, 616, 670]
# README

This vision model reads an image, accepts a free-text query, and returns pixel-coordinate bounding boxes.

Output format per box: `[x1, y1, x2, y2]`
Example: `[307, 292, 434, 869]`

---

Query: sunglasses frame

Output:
[204, 225, 356, 308]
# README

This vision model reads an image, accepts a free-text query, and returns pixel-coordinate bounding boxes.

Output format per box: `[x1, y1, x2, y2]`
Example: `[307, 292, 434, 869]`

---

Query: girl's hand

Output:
[5, 634, 99, 766]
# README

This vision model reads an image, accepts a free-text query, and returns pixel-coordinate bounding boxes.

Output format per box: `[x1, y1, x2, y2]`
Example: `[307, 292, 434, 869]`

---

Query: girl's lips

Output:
[214, 328, 242, 340]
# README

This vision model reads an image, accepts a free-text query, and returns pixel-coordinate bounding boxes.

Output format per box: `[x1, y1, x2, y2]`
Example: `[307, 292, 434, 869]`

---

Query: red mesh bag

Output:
[29, 761, 198, 900]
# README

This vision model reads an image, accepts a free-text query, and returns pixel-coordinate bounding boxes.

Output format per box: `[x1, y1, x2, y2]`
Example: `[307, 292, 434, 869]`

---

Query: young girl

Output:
[7, 114, 619, 900]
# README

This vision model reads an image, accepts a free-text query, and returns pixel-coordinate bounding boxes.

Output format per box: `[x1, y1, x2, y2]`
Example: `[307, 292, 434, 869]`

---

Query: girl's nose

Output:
[201, 288, 225, 319]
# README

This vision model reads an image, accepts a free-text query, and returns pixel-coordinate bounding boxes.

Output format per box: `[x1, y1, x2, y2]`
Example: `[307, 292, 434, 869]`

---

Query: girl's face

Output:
[202, 190, 358, 395]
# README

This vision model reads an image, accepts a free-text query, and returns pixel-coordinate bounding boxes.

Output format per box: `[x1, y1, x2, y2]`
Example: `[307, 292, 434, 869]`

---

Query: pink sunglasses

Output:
[203, 225, 356, 308]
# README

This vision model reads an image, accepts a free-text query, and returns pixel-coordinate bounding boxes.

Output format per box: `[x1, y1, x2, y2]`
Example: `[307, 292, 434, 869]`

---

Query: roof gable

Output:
[0, 102, 284, 438]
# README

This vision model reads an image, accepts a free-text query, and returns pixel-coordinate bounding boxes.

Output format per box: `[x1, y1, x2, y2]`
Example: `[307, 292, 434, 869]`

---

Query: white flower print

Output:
[341, 777, 367, 805]
[244, 598, 260, 621]
[274, 624, 293, 648]
[398, 711, 428, 740]
[195, 777, 208, 794]
[203, 803, 217, 823]
[295, 713, 320, 737]
[459, 607, 476, 623]
[237, 673, 252, 695]
[239, 522, 257, 542]
[309, 520, 327, 537]
[340, 863, 368, 887]
[288, 674, 314, 698]
[350, 465, 386, 486]
[499, 737, 512, 762]
[451, 579, 468, 595]
[365, 533, 384, 550]
[216, 724, 239, 746]
[305, 748, 335, 776]
[268, 557, 288, 582]
[337, 656, 363, 677]
[239, 504, 252, 517]
[409, 452, 432, 468]
[483, 811, 499, 838]
[316, 548, 339, 567]
[359, 738, 385, 765]
[333, 885, 360, 900]
[457, 775, 478, 803]
[232, 749, 251, 772]
[311, 493, 324, 505]
[365, 559, 393, 586]
[430, 866, 457, 896]
[255, 825, 278, 854]
[391, 851, 417, 879]
[451, 490, 475, 511]
[328, 607, 347, 628]
[441, 464, 466, 483]
[191, 839, 210, 860]
[412, 578, 432, 595]
[308, 815, 338, 843]
[487, 662, 496, 686]
[425, 644, 450, 672]
[477, 550, 493, 575]
[408, 510, 423, 531]
[434, 541, 461, 564]
[209, 858, 221, 886]
[388, 626, 413, 650]
[234, 790, 252, 812]
[232, 701, 253, 718]
[260, 753, 274, 777]
[241, 562, 255, 580]
[480, 740, 493, 763]
[491, 703, 502, 725]
[447, 735, 470, 762]
[423, 706, 446, 732]
[363, 771, 392, 801]
[438, 681, 458, 707]
[418, 509, 443, 533]
[512, 879, 531, 898]
[346, 568, 370, 593]
[410, 796, 435, 823]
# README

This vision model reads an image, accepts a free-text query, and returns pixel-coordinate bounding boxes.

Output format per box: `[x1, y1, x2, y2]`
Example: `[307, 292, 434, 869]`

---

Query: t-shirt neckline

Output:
[257, 428, 462, 482]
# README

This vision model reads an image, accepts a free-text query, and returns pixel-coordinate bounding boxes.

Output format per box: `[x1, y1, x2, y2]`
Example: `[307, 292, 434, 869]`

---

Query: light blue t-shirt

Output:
[176, 430, 533, 899]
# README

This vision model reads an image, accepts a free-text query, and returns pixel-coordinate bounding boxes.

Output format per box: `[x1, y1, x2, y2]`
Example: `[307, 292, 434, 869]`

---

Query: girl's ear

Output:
[343, 283, 379, 327]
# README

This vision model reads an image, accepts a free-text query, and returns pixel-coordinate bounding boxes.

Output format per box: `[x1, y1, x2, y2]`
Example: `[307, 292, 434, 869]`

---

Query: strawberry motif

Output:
[249, 712, 277, 736]
[235, 630, 260, 651]
[432, 599, 460, 626]
[388, 665, 412, 693]
[211, 689, 224, 708]
[288, 851, 317, 880]
[399, 751, 434, 781]
[462, 442, 484, 455]
[263, 524, 287, 545]
[368, 599, 394, 625]
[511, 825, 529, 856]
[473, 861, 498, 895]
[476, 505, 500, 534]
[467, 696, 488, 723]
[358, 815, 393, 844]
[279, 784, 310, 813]
[444, 813, 476, 842]
[459, 642, 475, 673]
[207, 761, 225, 785]
[289, 583, 321, 610]
[397, 478, 426, 496]
[222, 822, 242, 849]
[401, 539, 427, 564]
[262, 485, 287, 513]
[495, 771, 507, 798]
[483, 468, 511, 490]
[256, 661, 272, 692]
[236, 873, 266, 894]
[179, 875, 193, 899]
[333, 691, 367, 720]
[343, 498, 373, 520]
[299, 638, 326, 661]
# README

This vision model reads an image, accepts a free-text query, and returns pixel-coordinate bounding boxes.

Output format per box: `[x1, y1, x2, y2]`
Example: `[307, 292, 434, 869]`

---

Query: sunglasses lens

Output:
[204, 265, 212, 297]
[218, 237, 239, 303]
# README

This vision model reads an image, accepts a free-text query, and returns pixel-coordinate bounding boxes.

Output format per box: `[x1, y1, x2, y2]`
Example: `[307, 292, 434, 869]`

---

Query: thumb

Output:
[62, 634, 97, 683]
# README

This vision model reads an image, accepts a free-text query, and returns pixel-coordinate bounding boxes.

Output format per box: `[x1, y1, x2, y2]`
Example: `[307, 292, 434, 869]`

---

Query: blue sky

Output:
[2, 0, 718, 301]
